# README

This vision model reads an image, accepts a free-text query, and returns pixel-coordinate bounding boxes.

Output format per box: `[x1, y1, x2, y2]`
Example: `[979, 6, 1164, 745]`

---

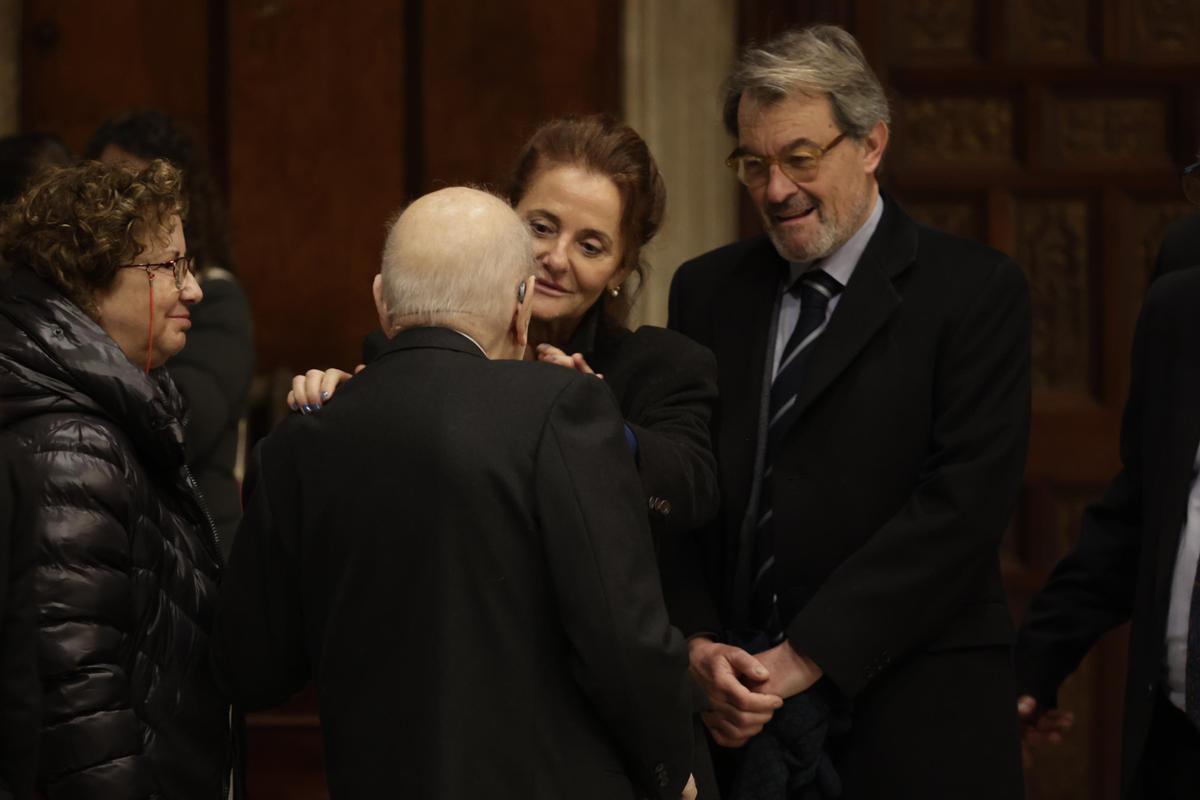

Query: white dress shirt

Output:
[1165, 440, 1200, 711]
[771, 195, 884, 378]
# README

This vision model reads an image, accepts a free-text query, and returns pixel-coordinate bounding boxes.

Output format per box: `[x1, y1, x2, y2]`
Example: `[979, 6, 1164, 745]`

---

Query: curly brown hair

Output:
[0, 159, 186, 315]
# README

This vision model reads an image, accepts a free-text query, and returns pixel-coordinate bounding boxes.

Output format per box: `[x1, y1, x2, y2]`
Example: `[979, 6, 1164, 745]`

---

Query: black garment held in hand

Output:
[730, 680, 851, 800]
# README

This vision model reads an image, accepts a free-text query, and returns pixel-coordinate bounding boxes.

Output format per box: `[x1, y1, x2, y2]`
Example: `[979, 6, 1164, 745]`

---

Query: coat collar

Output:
[711, 196, 918, 508]
[374, 326, 492, 361]
[0, 266, 188, 470]
[786, 196, 916, 421]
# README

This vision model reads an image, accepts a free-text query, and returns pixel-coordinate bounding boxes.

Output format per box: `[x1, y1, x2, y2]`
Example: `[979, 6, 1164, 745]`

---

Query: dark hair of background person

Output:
[0, 133, 74, 206]
[85, 110, 232, 274]
[507, 114, 666, 323]
[0, 159, 185, 316]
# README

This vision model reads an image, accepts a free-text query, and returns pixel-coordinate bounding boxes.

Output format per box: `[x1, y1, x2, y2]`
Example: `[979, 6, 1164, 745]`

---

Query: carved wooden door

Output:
[741, 2, 1200, 797]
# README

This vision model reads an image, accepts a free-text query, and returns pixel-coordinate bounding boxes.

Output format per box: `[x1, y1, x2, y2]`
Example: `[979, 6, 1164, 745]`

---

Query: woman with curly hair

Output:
[0, 160, 235, 798]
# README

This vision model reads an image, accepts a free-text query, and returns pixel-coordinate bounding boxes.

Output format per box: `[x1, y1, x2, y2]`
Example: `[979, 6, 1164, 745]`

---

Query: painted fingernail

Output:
[303, 404, 314, 414]
[320, 391, 330, 401]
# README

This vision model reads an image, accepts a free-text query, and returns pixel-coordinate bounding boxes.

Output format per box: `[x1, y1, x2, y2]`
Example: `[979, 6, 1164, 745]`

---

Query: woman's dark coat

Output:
[0, 267, 231, 799]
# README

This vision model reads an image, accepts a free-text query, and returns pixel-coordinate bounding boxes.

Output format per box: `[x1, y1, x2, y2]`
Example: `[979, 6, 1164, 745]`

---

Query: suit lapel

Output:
[713, 239, 782, 522]
[1152, 316, 1200, 618]
[787, 200, 916, 423]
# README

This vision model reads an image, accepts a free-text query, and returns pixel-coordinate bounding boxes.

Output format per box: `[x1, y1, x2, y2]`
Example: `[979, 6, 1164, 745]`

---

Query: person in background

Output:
[0, 160, 234, 798]
[1149, 157, 1200, 284]
[213, 186, 697, 800]
[0, 436, 38, 800]
[1014, 158, 1200, 798]
[667, 24, 1030, 798]
[88, 110, 253, 556]
[0, 133, 73, 206]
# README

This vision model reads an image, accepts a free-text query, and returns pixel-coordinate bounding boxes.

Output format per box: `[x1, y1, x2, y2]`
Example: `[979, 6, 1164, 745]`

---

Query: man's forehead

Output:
[736, 91, 837, 146]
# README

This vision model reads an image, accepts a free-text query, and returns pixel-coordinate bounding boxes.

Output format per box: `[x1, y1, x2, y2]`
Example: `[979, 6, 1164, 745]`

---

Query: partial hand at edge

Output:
[286, 365, 364, 412]
[689, 637, 783, 749]
[1016, 695, 1074, 768]
[681, 773, 697, 800]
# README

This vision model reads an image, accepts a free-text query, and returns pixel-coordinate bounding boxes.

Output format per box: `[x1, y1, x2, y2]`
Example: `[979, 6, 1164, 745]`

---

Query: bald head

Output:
[378, 187, 533, 337]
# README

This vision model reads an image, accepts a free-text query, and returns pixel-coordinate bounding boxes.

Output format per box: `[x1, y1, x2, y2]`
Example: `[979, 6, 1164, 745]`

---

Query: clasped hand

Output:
[689, 637, 823, 748]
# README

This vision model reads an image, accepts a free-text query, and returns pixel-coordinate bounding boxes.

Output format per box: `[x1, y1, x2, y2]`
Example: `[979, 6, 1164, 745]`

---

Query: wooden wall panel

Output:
[416, 0, 620, 194]
[21, 0, 211, 154]
[226, 0, 407, 373]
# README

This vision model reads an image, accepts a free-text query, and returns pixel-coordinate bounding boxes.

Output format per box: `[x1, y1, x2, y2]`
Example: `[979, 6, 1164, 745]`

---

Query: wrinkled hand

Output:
[689, 637, 783, 748]
[287, 365, 364, 413]
[755, 640, 823, 699]
[535, 344, 602, 378]
[1016, 695, 1074, 768]
[681, 773, 697, 800]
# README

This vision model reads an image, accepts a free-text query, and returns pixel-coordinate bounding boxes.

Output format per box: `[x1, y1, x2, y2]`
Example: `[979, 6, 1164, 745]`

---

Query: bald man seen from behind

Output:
[211, 188, 694, 799]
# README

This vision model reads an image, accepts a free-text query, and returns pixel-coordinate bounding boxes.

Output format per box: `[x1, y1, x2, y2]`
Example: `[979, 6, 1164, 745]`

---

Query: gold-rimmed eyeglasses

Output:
[121, 255, 195, 290]
[726, 133, 848, 188]
[1184, 159, 1200, 206]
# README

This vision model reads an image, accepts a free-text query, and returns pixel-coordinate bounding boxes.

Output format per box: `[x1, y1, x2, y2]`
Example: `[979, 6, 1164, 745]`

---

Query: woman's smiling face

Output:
[515, 163, 629, 329]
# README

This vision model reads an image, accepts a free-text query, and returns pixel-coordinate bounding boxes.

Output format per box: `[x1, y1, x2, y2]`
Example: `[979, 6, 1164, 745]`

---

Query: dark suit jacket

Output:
[564, 303, 719, 538]
[363, 307, 721, 538]
[1015, 266, 1200, 798]
[668, 198, 1031, 798]
[211, 327, 693, 800]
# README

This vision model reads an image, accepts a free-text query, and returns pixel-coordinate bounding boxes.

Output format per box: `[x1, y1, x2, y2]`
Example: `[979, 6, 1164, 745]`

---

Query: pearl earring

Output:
[609, 285, 621, 298]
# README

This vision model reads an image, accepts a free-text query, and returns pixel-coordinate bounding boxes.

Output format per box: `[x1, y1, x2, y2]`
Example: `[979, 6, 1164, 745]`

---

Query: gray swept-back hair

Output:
[379, 186, 533, 330]
[722, 24, 890, 140]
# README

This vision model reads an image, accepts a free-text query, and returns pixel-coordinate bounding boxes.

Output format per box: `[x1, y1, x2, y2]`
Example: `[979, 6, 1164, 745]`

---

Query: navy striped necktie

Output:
[751, 268, 844, 638]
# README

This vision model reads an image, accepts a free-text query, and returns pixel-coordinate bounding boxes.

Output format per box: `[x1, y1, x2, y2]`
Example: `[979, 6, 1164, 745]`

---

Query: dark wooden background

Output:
[19, 1, 1200, 797]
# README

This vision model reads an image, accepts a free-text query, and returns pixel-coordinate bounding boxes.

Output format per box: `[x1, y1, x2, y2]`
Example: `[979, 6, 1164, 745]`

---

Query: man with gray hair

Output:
[213, 187, 696, 799]
[667, 25, 1031, 798]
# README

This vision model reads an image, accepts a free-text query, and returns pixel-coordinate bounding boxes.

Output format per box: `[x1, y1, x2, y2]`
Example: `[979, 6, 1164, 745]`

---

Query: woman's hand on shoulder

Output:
[287, 365, 364, 413]
[535, 344, 602, 379]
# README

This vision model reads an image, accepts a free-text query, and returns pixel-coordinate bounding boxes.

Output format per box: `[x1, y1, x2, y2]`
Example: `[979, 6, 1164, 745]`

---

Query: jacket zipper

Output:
[183, 464, 223, 565]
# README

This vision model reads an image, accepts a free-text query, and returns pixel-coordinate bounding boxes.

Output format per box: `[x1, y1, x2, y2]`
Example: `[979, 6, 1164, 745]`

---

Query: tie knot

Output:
[788, 269, 843, 306]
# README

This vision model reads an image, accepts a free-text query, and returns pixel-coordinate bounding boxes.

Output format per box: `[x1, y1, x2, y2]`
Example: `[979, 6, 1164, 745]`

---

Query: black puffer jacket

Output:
[0, 267, 230, 799]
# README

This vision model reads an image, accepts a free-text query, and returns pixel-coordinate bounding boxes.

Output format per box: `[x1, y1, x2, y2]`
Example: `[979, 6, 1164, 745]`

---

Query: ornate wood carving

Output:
[1132, 201, 1195, 286]
[1129, 0, 1200, 61]
[1007, 0, 1092, 62]
[903, 200, 982, 241]
[1050, 96, 1169, 163]
[1016, 200, 1094, 395]
[893, 97, 1014, 162]
[887, 0, 978, 61]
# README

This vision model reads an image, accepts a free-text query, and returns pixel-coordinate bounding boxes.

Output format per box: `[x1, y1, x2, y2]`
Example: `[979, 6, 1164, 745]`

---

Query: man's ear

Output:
[372, 274, 395, 338]
[861, 121, 889, 176]
[511, 275, 537, 355]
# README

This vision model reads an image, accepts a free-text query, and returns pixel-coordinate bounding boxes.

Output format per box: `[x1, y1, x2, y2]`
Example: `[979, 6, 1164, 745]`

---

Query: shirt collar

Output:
[450, 329, 488, 357]
[787, 193, 884, 289]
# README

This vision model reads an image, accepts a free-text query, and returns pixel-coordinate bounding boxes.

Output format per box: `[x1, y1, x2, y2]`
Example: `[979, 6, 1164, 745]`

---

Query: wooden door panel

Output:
[21, 0, 211, 154]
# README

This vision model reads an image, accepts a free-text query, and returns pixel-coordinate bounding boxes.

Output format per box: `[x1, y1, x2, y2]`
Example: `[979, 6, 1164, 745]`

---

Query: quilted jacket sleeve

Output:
[27, 421, 157, 799]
